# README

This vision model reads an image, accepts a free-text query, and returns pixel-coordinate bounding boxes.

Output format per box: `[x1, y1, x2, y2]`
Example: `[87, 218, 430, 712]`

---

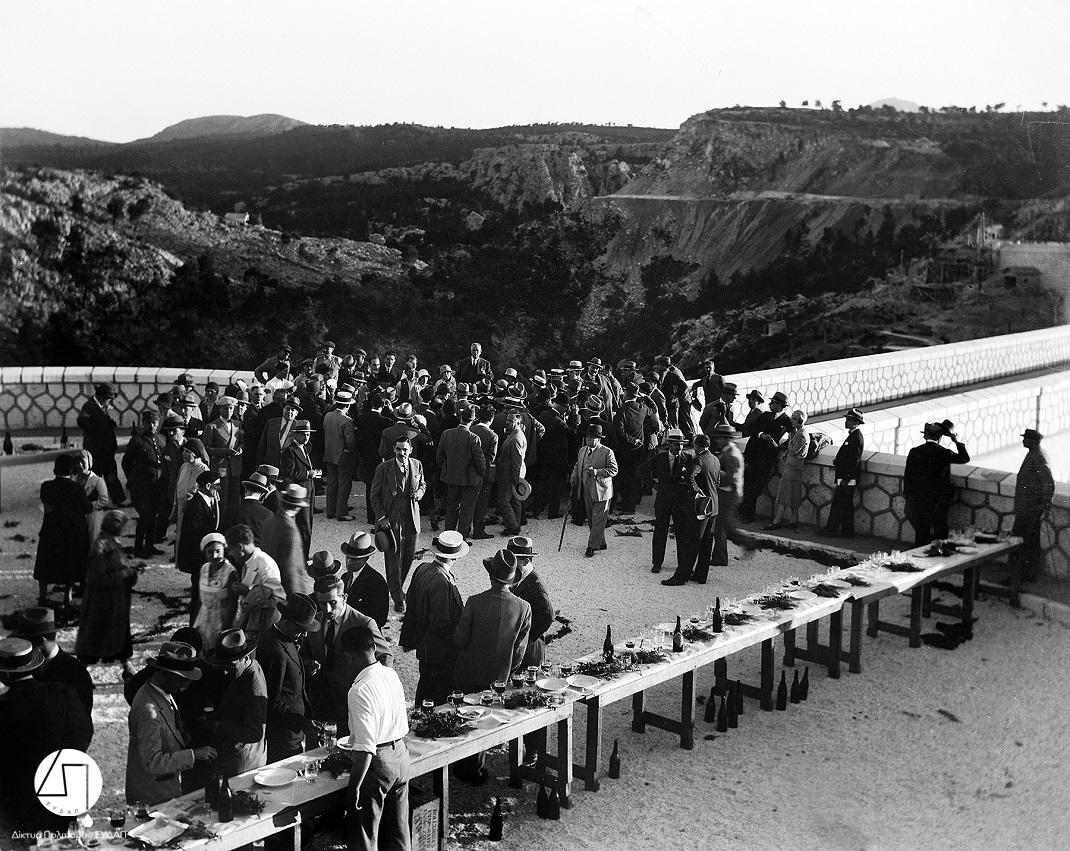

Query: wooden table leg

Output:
[921, 584, 932, 618]
[557, 715, 574, 808]
[291, 819, 301, 851]
[866, 601, 879, 637]
[508, 738, 522, 789]
[962, 566, 976, 638]
[909, 586, 923, 648]
[433, 765, 449, 851]
[760, 639, 774, 711]
[826, 607, 842, 679]
[714, 658, 728, 696]
[680, 671, 695, 750]
[782, 627, 797, 667]
[631, 691, 645, 734]
[584, 696, 604, 792]
[848, 600, 864, 674]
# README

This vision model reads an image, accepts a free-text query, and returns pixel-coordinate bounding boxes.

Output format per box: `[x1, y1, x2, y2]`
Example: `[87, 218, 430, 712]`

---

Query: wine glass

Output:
[305, 760, 321, 783]
[480, 689, 495, 706]
[559, 661, 574, 678]
[492, 680, 507, 703]
[109, 808, 127, 831]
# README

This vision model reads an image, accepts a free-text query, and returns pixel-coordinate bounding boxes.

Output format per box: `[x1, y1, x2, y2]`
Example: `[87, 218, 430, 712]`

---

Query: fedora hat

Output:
[217, 395, 238, 408]
[395, 402, 414, 420]
[722, 382, 739, 395]
[335, 389, 354, 405]
[506, 536, 539, 559]
[204, 629, 256, 665]
[586, 423, 605, 438]
[665, 428, 686, 443]
[618, 359, 637, 370]
[548, 368, 566, 378]
[845, 407, 865, 424]
[95, 383, 117, 399]
[432, 530, 470, 560]
[15, 606, 56, 638]
[199, 532, 227, 552]
[257, 464, 280, 483]
[161, 414, 186, 431]
[1022, 428, 1044, 441]
[567, 360, 583, 371]
[350, 371, 367, 386]
[241, 472, 270, 493]
[281, 396, 303, 412]
[746, 389, 765, 403]
[654, 354, 672, 367]
[530, 374, 547, 388]
[513, 477, 533, 502]
[309, 549, 342, 578]
[503, 367, 519, 379]
[176, 393, 198, 408]
[508, 383, 527, 399]
[483, 549, 519, 584]
[340, 531, 378, 559]
[374, 524, 398, 558]
[922, 422, 944, 439]
[694, 493, 714, 518]
[277, 593, 321, 633]
[585, 395, 606, 413]
[279, 483, 310, 508]
[292, 419, 315, 433]
[148, 641, 203, 680]
[0, 637, 45, 675]
[770, 391, 789, 407]
[711, 423, 740, 438]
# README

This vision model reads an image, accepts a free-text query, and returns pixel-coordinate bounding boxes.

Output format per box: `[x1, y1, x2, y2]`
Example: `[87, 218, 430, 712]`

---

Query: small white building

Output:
[224, 212, 250, 225]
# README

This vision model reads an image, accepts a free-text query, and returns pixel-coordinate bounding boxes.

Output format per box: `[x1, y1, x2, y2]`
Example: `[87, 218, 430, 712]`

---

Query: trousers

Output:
[584, 492, 609, 550]
[444, 483, 480, 538]
[823, 483, 857, 536]
[384, 519, 417, 607]
[324, 461, 354, 518]
[712, 491, 739, 565]
[344, 741, 411, 851]
[1011, 510, 1045, 581]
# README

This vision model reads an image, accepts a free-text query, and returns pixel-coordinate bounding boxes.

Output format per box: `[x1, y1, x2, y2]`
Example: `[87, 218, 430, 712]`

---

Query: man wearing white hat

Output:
[203, 395, 245, 508]
[323, 389, 358, 521]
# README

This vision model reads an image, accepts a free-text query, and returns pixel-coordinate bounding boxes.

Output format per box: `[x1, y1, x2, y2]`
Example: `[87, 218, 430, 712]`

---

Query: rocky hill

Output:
[143, 113, 307, 143]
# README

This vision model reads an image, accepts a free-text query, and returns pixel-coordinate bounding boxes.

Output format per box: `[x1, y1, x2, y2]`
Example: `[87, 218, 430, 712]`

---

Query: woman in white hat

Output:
[194, 532, 238, 650]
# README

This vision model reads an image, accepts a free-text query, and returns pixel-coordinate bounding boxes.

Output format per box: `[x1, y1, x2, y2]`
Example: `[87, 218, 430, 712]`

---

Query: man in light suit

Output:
[280, 419, 318, 559]
[370, 437, 427, 613]
[455, 341, 494, 385]
[322, 389, 357, 520]
[496, 410, 528, 536]
[437, 402, 486, 540]
[304, 575, 392, 735]
[126, 642, 217, 806]
[570, 423, 618, 558]
[257, 396, 302, 468]
[202, 396, 244, 508]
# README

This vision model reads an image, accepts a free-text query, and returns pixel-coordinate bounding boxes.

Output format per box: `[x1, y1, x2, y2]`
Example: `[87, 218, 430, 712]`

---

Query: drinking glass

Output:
[493, 681, 507, 703]
[305, 760, 321, 783]
[323, 721, 338, 751]
[108, 808, 127, 830]
[450, 690, 465, 707]
[525, 666, 538, 684]
[421, 699, 435, 715]
[559, 662, 574, 678]
[480, 690, 495, 706]
[510, 672, 525, 688]
[540, 661, 552, 677]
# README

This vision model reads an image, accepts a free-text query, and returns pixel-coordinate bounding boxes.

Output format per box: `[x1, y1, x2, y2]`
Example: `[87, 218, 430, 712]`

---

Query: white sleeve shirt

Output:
[346, 662, 410, 755]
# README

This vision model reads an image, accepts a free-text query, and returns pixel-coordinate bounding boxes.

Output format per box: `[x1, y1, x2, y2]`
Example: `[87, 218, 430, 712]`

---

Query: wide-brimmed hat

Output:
[335, 389, 354, 405]
[340, 531, 378, 559]
[530, 374, 547, 388]
[618, 360, 637, 370]
[483, 549, 519, 584]
[586, 356, 604, 369]
[204, 629, 256, 665]
[350, 371, 367, 386]
[15, 606, 56, 638]
[277, 594, 321, 633]
[95, 383, 117, 399]
[217, 396, 238, 408]
[548, 368, 565, 379]
[0, 637, 45, 674]
[257, 464, 280, 483]
[711, 423, 740, 439]
[567, 360, 583, 371]
[161, 414, 186, 431]
[722, 382, 739, 396]
[281, 396, 302, 412]
[147, 641, 202, 680]
[432, 530, 470, 560]
[1022, 428, 1044, 441]
[374, 524, 398, 557]
[200, 532, 227, 552]
[176, 393, 198, 408]
[922, 422, 944, 439]
[770, 391, 789, 407]
[665, 428, 686, 444]
[241, 472, 270, 493]
[587, 423, 605, 438]
[279, 483, 310, 508]
[585, 396, 606, 413]
[503, 367, 519, 380]
[309, 549, 342, 578]
[291, 419, 314, 433]
[845, 407, 865, 424]
[746, 389, 765, 403]
[506, 536, 538, 559]
[395, 402, 415, 421]
[513, 478, 533, 502]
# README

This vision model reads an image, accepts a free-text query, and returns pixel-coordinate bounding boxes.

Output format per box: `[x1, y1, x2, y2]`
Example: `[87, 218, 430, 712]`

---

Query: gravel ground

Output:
[1, 457, 1068, 850]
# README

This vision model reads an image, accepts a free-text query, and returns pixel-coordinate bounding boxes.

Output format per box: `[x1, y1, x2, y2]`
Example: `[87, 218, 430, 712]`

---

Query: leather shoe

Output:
[651, 565, 662, 573]
[661, 576, 688, 586]
[336, 515, 355, 522]
[472, 532, 494, 540]
[599, 542, 607, 551]
[585, 547, 594, 558]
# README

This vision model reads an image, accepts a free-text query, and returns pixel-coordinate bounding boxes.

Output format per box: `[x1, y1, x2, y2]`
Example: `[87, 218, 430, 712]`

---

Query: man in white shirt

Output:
[343, 625, 411, 851]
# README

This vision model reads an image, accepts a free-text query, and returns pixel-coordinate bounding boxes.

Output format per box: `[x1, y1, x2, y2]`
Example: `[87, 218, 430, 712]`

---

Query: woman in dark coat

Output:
[34, 454, 92, 607]
[75, 510, 137, 678]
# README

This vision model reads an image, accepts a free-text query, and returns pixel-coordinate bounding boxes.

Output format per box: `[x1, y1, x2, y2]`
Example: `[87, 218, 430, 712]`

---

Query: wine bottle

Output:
[608, 739, 621, 779]
[547, 786, 561, 820]
[2, 432, 12, 455]
[603, 625, 614, 661]
[536, 782, 549, 819]
[60, 425, 69, 448]
[775, 671, 788, 711]
[488, 797, 503, 841]
[204, 771, 219, 808]
[672, 616, 684, 653]
[800, 666, 810, 701]
[710, 597, 723, 633]
[727, 690, 739, 729]
[790, 670, 801, 704]
[715, 695, 728, 733]
[217, 777, 234, 823]
[703, 686, 717, 723]
[734, 679, 744, 716]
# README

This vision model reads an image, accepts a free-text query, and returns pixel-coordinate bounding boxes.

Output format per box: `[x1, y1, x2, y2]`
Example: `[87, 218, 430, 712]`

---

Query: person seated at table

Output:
[340, 625, 411, 851]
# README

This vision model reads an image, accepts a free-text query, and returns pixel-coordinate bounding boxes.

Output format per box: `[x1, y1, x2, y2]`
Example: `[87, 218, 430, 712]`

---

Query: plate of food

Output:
[566, 674, 601, 691]
[456, 705, 487, 720]
[535, 677, 568, 693]
[254, 767, 299, 787]
[127, 817, 189, 847]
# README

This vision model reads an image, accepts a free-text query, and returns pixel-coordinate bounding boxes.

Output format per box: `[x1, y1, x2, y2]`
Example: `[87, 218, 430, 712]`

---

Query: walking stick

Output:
[558, 500, 571, 552]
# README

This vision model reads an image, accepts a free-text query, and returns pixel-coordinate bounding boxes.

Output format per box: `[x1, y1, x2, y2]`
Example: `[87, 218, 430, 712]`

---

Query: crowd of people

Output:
[2, 338, 1055, 849]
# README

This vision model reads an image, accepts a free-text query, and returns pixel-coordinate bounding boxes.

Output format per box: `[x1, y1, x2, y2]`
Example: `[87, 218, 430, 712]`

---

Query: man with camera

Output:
[903, 420, 970, 546]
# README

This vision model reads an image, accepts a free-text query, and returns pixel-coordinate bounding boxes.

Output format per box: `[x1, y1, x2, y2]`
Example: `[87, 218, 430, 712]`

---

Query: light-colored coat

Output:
[370, 457, 426, 534]
[496, 429, 528, 486]
[570, 443, 618, 502]
[126, 681, 195, 806]
[235, 547, 285, 639]
[437, 423, 486, 487]
[322, 408, 356, 467]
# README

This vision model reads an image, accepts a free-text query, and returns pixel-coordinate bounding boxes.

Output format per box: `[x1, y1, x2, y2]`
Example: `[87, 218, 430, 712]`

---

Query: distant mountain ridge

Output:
[1, 127, 114, 148]
[143, 113, 307, 142]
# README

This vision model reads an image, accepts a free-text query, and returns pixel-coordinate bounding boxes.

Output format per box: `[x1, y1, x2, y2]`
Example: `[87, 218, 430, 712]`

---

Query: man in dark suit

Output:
[399, 533, 467, 705]
[822, 408, 866, 538]
[740, 390, 792, 522]
[76, 382, 125, 504]
[220, 473, 273, 544]
[642, 429, 692, 575]
[257, 396, 302, 469]
[653, 355, 693, 440]
[280, 419, 318, 559]
[17, 606, 94, 719]
[455, 341, 494, 385]
[437, 402, 486, 539]
[337, 532, 390, 628]
[470, 405, 500, 539]
[692, 358, 725, 413]
[354, 394, 393, 523]
[158, 414, 188, 544]
[529, 396, 571, 520]
[123, 410, 166, 558]
[370, 437, 426, 613]
[175, 394, 205, 441]
[496, 411, 528, 536]
[613, 382, 662, 514]
[304, 576, 392, 735]
[256, 594, 319, 761]
[175, 470, 221, 620]
[377, 403, 428, 461]
[663, 434, 721, 585]
[904, 421, 970, 545]
[322, 389, 357, 520]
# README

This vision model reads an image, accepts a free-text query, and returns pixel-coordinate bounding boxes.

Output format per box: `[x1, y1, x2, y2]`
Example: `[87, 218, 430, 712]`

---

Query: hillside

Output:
[1, 127, 114, 148]
[143, 113, 307, 143]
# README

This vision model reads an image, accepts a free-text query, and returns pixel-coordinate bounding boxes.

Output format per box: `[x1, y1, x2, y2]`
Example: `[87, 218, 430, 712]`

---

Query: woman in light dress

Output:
[75, 449, 111, 557]
[172, 438, 210, 557]
[193, 532, 238, 650]
[765, 409, 810, 531]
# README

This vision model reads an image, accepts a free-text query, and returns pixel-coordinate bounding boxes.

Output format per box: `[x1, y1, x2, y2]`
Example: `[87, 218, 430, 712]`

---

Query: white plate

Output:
[822, 578, 852, 589]
[127, 817, 188, 847]
[789, 589, 817, 600]
[535, 677, 568, 693]
[254, 767, 299, 787]
[566, 674, 601, 691]
[336, 735, 354, 751]
[473, 713, 507, 729]
[456, 706, 487, 720]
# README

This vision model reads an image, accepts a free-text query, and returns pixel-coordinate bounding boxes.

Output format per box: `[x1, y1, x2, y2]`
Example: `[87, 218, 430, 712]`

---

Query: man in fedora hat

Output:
[496, 410, 528, 537]
[470, 404, 500, 539]
[378, 402, 428, 461]
[256, 593, 320, 761]
[742, 389, 766, 436]
[613, 382, 662, 514]
[221, 472, 273, 544]
[507, 537, 553, 670]
[739, 390, 791, 523]
[399, 531, 469, 705]
[123, 409, 166, 558]
[663, 433, 721, 586]
[438, 402, 487, 540]
[126, 641, 216, 805]
[1011, 428, 1054, 583]
[257, 395, 302, 469]
[281, 420, 319, 558]
[174, 393, 205, 441]
[77, 382, 126, 505]
[0, 637, 94, 831]
[371, 436, 427, 613]
[261, 485, 311, 600]
[17, 605, 94, 718]
[305, 575, 392, 737]
[258, 464, 282, 512]
[653, 354, 694, 440]
[204, 628, 268, 777]
[642, 428, 692, 575]
[822, 408, 866, 539]
[176, 469, 221, 619]
[314, 339, 342, 390]
[584, 356, 618, 416]
[529, 393, 571, 521]
[323, 389, 358, 521]
[337, 532, 389, 627]
[904, 422, 970, 545]
[202, 395, 245, 509]
[570, 423, 618, 557]
[354, 393, 393, 523]
[229, 524, 286, 643]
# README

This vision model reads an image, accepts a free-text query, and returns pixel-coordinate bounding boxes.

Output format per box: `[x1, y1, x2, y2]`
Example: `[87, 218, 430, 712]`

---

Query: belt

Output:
[377, 739, 404, 749]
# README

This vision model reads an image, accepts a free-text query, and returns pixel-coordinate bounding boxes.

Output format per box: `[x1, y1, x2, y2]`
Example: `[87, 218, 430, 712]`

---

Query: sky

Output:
[2, 0, 1067, 142]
